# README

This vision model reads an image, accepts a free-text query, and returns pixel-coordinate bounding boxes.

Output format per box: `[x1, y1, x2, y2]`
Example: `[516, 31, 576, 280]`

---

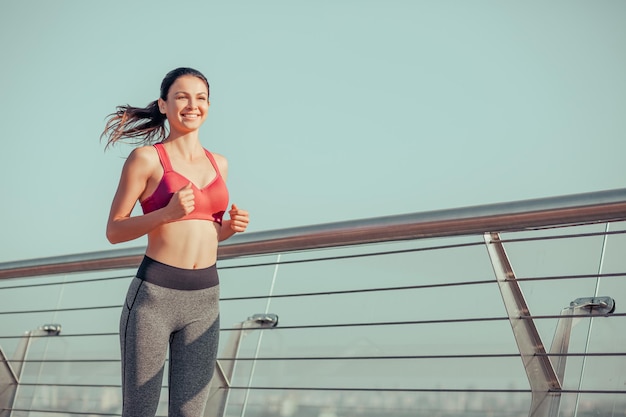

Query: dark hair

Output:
[101, 67, 210, 148]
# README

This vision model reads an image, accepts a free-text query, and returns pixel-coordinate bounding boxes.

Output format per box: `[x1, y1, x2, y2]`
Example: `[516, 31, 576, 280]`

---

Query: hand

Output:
[165, 183, 195, 220]
[228, 204, 249, 233]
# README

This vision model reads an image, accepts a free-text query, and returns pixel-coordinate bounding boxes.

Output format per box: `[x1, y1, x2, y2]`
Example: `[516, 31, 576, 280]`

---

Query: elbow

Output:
[106, 231, 119, 245]
[106, 225, 122, 244]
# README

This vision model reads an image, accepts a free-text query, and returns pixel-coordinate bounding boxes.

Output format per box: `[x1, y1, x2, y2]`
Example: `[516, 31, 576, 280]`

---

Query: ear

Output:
[157, 98, 166, 114]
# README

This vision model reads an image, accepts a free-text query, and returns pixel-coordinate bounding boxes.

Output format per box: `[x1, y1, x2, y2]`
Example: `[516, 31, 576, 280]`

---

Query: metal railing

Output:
[1, 188, 625, 417]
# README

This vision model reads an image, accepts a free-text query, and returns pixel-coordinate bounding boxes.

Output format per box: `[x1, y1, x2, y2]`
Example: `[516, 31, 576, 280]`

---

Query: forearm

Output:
[106, 210, 169, 244]
[218, 220, 237, 242]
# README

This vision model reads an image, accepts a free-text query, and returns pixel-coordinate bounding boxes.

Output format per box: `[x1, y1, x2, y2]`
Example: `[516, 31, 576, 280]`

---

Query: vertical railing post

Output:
[0, 325, 61, 417]
[485, 233, 618, 417]
[0, 346, 19, 417]
[204, 314, 278, 417]
[484, 233, 561, 417]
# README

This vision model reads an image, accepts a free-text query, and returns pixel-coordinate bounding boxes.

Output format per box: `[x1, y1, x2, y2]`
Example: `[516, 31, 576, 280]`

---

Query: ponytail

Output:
[101, 100, 167, 148]
[101, 67, 209, 149]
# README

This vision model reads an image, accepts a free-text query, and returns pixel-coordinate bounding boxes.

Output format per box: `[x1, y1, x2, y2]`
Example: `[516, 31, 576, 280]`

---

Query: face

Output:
[158, 75, 210, 134]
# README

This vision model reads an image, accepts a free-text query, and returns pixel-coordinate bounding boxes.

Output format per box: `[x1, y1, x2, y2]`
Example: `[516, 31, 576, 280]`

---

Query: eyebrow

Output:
[173, 91, 208, 96]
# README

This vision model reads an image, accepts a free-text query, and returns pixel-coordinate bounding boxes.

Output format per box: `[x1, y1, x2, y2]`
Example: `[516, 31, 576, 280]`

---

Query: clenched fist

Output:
[166, 182, 195, 220]
[228, 204, 249, 233]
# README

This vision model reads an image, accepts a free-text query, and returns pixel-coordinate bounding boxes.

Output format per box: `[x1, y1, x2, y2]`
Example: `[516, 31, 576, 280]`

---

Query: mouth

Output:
[181, 113, 200, 119]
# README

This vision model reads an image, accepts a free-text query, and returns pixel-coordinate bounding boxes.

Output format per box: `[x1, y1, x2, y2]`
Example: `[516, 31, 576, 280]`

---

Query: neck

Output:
[162, 132, 204, 160]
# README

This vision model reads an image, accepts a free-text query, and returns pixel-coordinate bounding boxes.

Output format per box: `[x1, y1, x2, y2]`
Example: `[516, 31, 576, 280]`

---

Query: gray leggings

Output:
[120, 256, 220, 417]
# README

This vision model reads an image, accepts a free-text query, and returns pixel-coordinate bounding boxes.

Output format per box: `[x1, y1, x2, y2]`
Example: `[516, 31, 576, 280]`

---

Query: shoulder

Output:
[210, 151, 227, 165]
[122, 145, 160, 177]
[126, 145, 159, 167]
[129, 145, 158, 161]
[209, 151, 228, 177]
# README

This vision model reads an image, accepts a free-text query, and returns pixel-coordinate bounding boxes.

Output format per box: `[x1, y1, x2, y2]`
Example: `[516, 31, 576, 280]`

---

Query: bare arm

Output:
[106, 147, 194, 244]
[212, 154, 249, 242]
[218, 204, 249, 242]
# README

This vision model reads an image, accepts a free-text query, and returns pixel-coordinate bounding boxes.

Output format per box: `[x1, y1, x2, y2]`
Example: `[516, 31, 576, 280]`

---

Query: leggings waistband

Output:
[136, 256, 219, 290]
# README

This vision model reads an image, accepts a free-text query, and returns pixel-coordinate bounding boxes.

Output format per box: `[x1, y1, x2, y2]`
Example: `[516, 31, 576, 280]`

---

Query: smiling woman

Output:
[99, 67, 250, 417]
[101, 67, 211, 148]
[159, 77, 210, 135]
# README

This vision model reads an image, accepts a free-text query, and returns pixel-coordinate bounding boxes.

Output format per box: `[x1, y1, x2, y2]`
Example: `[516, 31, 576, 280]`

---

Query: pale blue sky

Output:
[1, 0, 624, 263]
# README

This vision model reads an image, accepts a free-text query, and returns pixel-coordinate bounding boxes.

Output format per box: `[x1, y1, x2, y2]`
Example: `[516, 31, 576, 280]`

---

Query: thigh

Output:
[168, 315, 220, 417]
[120, 278, 171, 417]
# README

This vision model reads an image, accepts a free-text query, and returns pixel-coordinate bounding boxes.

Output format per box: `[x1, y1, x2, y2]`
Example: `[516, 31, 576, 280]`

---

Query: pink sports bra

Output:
[140, 143, 229, 224]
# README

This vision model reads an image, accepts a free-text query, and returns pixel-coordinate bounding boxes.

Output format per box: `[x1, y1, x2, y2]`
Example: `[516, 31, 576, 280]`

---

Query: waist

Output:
[136, 255, 219, 290]
[146, 220, 220, 267]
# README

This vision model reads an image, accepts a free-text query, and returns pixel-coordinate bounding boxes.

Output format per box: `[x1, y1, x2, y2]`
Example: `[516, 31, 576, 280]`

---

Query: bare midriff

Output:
[145, 220, 220, 269]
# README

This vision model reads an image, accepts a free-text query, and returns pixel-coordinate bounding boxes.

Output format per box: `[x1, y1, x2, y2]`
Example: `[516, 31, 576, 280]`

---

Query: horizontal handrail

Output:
[1, 188, 625, 280]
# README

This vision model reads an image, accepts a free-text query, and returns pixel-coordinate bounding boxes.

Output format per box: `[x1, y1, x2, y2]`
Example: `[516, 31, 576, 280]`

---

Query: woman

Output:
[101, 67, 249, 417]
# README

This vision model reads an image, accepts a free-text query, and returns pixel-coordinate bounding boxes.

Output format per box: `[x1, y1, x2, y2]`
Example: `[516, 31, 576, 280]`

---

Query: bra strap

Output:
[203, 149, 222, 178]
[153, 143, 173, 172]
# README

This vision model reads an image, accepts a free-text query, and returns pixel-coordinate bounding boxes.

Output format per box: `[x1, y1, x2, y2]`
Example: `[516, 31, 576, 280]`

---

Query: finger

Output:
[229, 207, 248, 216]
[230, 214, 245, 223]
[178, 182, 193, 192]
[179, 193, 194, 207]
[231, 203, 238, 211]
[230, 222, 247, 232]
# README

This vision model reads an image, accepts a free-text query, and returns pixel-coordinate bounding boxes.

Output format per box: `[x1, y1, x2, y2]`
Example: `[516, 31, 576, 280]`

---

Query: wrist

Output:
[218, 220, 236, 242]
